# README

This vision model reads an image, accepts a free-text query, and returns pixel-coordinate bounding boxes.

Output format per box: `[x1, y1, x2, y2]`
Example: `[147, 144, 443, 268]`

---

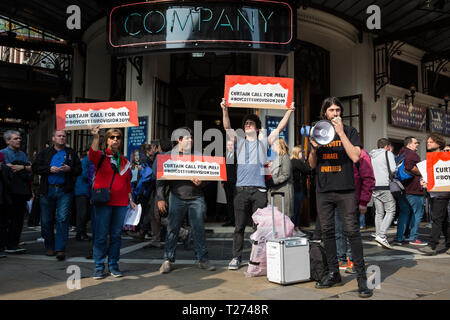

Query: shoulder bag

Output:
[385, 151, 404, 200]
[90, 153, 116, 205]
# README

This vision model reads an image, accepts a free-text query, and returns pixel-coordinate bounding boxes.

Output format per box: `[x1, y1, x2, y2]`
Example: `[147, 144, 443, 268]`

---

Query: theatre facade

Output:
[2, 0, 445, 157]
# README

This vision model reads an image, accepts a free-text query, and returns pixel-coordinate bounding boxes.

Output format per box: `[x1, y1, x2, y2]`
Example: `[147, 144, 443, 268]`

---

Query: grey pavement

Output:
[0, 222, 449, 300]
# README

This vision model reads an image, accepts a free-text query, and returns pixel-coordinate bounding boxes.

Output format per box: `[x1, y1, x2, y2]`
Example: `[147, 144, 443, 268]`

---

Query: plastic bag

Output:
[245, 205, 294, 277]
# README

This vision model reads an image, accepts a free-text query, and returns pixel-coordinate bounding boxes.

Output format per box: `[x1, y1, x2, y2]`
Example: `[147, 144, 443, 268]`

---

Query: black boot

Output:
[315, 272, 342, 289]
[357, 277, 373, 298]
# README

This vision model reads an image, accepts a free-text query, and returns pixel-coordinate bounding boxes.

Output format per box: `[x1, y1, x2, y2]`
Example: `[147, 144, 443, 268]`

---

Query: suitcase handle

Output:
[271, 192, 286, 239]
[271, 192, 285, 197]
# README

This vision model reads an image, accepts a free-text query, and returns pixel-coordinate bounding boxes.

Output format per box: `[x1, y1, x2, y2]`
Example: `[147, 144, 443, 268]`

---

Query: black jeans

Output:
[232, 187, 267, 258]
[0, 196, 27, 250]
[429, 198, 450, 249]
[223, 182, 236, 224]
[316, 191, 366, 278]
[75, 195, 90, 234]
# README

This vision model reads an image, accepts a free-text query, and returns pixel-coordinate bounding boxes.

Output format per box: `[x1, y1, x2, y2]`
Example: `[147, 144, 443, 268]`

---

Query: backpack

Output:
[309, 243, 328, 282]
[395, 153, 414, 182]
[132, 163, 153, 204]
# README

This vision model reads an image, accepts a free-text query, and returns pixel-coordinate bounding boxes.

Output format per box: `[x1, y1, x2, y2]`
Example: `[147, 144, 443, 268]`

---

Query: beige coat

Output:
[268, 154, 294, 218]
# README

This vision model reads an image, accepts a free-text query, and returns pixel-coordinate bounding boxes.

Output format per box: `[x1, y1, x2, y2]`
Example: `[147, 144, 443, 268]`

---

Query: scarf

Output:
[105, 148, 130, 176]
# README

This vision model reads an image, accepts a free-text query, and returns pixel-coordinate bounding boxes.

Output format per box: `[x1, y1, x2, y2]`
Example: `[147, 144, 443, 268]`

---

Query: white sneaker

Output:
[375, 236, 393, 249]
[293, 229, 307, 237]
[370, 233, 377, 238]
[159, 260, 172, 274]
[228, 257, 241, 270]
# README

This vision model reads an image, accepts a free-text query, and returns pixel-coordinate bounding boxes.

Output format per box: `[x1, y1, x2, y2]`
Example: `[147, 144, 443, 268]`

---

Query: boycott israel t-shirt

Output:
[315, 125, 362, 193]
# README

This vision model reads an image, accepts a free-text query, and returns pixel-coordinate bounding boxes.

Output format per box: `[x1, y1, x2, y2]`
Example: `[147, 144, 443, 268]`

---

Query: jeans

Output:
[164, 193, 208, 263]
[223, 182, 236, 224]
[0, 196, 27, 250]
[334, 209, 353, 262]
[92, 204, 128, 271]
[75, 195, 90, 234]
[373, 190, 396, 239]
[292, 191, 305, 227]
[233, 187, 268, 258]
[396, 194, 424, 242]
[316, 191, 366, 278]
[429, 198, 450, 249]
[40, 186, 73, 252]
[359, 214, 366, 228]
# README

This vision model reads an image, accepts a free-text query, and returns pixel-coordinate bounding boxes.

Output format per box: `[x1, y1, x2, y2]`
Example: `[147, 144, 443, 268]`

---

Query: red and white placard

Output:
[56, 101, 139, 131]
[426, 152, 450, 192]
[224, 75, 294, 109]
[157, 154, 227, 181]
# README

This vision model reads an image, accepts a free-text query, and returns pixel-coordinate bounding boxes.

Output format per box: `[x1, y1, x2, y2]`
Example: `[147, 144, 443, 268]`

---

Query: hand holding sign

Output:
[191, 178, 202, 186]
[288, 101, 295, 112]
[220, 98, 228, 110]
[91, 125, 100, 136]
[158, 200, 167, 215]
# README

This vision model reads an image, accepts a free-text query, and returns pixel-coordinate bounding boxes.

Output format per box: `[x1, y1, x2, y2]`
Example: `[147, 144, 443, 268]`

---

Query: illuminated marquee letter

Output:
[66, 5, 81, 30]
[144, 11, 166, 34]
[199, 7, 213, 31]
[125, 13, 142, 36]
[171, 9, 195, 32]
[237, 9, 254, 32]
[259, 10, 274, 33]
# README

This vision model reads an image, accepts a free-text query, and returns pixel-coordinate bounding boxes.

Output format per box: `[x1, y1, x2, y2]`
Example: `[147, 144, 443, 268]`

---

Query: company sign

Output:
[109, 0, 294, 56]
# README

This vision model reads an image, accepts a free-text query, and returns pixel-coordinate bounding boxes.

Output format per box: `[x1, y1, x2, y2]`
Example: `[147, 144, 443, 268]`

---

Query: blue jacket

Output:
[75, 157, 91, 196]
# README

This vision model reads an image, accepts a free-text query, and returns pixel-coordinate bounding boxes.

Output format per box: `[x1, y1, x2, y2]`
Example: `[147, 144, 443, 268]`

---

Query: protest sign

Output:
[127, 116, 148, 159]
[224, 75, 293, 109]
[426, 152, 450, 192]
[157, 154, 227, 181]
[56, 101, 138, 130]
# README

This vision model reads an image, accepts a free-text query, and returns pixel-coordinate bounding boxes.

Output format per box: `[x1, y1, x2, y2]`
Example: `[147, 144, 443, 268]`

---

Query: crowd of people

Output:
[0, 96, 449, 299]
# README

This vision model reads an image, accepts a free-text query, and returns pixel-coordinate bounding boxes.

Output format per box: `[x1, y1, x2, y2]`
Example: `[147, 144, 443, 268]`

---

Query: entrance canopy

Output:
[305, 0, 450, 60]
[0, 1, 448, 59]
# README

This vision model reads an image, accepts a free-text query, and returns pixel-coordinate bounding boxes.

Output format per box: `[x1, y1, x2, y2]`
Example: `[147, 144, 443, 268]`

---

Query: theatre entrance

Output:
[153, 52, 253, 220]
[293, 40, 330, 227]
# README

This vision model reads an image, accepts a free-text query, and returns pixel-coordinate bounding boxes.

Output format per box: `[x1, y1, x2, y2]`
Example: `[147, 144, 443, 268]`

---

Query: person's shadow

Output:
[47, 263, 226, 300]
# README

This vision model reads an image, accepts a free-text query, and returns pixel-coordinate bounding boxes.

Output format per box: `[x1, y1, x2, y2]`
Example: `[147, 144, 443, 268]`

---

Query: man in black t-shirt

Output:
[308, 97, 372, 298]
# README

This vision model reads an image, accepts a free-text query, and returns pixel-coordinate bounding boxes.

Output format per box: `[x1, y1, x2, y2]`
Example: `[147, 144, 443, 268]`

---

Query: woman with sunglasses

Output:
[89, 126, 136, 279]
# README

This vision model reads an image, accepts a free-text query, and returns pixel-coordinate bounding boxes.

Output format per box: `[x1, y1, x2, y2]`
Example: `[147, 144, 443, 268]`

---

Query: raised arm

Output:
[332, 117, 360, 163]
[268, 102, 295, 146]
[221, 98, 232, 130]
[221, 98, 237, 143]
[90, 126, 100, 151]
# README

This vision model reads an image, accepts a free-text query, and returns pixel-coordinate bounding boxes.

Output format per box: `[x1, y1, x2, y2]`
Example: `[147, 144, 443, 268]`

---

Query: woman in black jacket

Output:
[290, 145, 312, 231]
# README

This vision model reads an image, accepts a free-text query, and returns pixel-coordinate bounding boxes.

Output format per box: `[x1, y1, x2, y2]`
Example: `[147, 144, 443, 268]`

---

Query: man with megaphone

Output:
[308, 97, 372, 298]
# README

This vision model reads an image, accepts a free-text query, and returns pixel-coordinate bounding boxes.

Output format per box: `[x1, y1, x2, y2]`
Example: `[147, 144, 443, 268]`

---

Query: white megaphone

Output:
[310, 120, 336, 145]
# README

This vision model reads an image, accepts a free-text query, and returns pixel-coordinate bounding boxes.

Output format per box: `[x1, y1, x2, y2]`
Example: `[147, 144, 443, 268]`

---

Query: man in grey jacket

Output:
[369, 138, 396, 249]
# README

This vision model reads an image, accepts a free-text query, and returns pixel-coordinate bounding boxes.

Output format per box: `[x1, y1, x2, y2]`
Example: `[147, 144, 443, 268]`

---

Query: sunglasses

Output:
[109, 135, 121, 140]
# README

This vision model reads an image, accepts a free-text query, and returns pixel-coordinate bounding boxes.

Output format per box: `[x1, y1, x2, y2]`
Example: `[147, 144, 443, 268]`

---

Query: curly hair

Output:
[242, 114, 262, 130]
[427, 133, 446, 150]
